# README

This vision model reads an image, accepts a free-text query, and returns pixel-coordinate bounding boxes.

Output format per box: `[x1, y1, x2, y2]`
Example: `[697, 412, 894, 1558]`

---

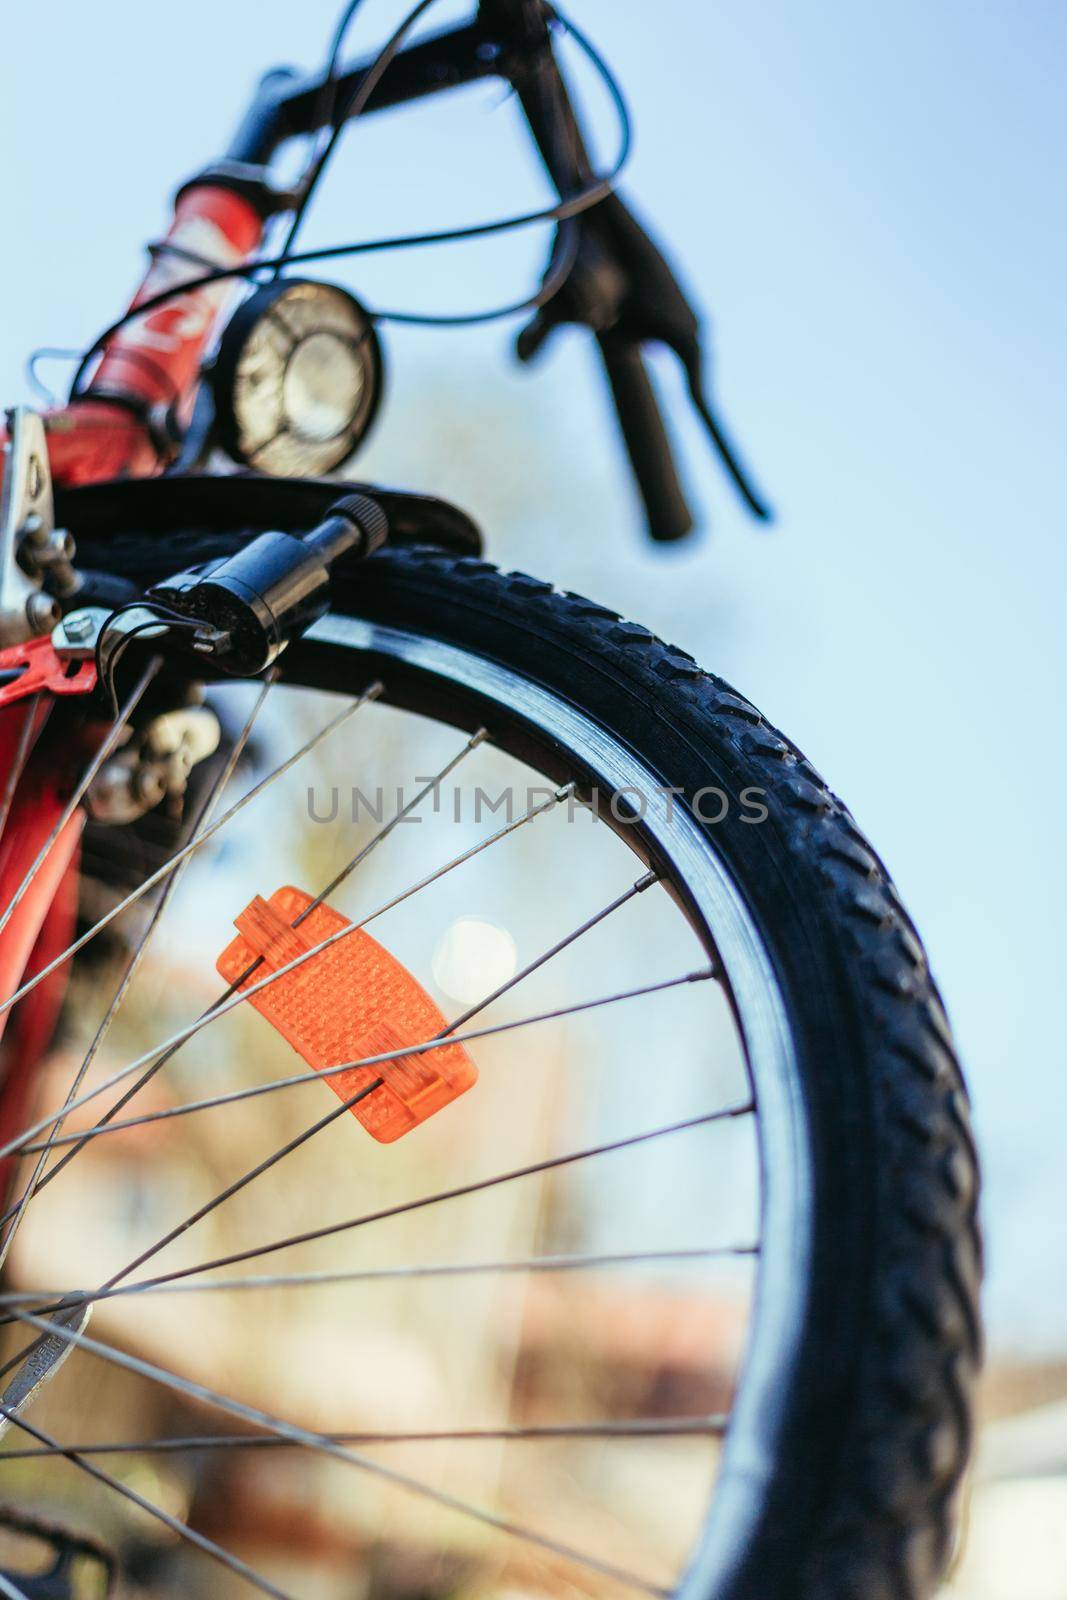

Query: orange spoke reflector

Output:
[217, 887, 477, 1142]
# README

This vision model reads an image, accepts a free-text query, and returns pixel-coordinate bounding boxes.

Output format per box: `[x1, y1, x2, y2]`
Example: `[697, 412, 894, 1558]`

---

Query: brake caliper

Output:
[217, 886, 477, 1141]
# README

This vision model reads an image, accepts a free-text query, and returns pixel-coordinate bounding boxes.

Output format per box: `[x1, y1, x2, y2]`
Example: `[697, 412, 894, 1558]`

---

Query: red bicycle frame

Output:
[8, 183, 264, 489]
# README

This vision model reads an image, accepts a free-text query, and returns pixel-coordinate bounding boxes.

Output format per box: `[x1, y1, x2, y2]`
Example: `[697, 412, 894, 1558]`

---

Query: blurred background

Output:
[1, 1, 1066, 1595]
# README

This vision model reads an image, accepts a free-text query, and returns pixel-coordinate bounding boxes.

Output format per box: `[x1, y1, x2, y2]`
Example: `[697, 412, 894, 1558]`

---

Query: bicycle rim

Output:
[0, 606, 810, 1600]
[303, 609, 810, 1600]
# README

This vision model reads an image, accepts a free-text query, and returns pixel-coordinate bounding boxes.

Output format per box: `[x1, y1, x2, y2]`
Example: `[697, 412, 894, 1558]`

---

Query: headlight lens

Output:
[212, 279, 382, 475]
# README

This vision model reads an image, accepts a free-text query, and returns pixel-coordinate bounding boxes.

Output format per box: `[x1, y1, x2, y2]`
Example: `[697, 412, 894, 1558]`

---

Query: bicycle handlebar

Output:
[79, 1, 768, 537]
[224, 18, 499, 163]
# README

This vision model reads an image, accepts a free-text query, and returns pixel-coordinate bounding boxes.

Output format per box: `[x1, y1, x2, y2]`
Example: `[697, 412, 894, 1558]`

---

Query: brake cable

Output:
[66, 3, 630, 399]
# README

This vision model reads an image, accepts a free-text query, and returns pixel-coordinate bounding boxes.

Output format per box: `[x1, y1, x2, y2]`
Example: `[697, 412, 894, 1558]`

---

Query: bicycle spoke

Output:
[0, 693, 40, 842]
[0, 1404, 295, 1600]
[0, 1336, 37, 1387]
[0, 659, 762, 1599]
[106, 1107, 753, 1296]
[0, 776, 572, 1160]
[0, 679, 383, 1020]
[99, 1080, 383, 1294]
[443, 868, 658, 1033]
[8, 1308, 671, 1596]
[17, 869, 661, 1154]
[0, 659, 159, 940]
[1, 1243, 755, 1308]
[5, 723, 487, 1206]
[0, 1416, 730, 1460]
[30, 780, 581, 1301]
[0, 1096, 744, 1330]
[81, 974, 715, 1301]
[296, 725, 487, 910]
[16, 968, 715, 1155]
[0, 675, 275, 1265]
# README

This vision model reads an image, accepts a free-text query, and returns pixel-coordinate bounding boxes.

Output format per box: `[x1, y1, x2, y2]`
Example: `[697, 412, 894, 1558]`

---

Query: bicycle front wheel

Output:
[0, 545, 980, 1600]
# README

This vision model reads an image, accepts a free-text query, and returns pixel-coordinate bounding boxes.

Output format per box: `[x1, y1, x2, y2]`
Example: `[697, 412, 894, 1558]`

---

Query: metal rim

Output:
[303, 611, 814, 1598]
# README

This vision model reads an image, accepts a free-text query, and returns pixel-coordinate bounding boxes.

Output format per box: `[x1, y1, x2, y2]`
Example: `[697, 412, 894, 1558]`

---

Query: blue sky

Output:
[3, 1, 1065, 1352]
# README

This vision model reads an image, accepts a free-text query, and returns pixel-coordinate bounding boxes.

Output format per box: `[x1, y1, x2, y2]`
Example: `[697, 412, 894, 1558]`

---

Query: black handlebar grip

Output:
[597, 329, 694, 542]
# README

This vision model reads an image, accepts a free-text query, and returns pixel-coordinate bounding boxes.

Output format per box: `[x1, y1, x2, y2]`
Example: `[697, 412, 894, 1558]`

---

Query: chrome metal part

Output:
[51, 605, 113, 660]
[0, 1301, 92, 1441]
[0, 409, 63, 646]
[86, 705, 222, 825]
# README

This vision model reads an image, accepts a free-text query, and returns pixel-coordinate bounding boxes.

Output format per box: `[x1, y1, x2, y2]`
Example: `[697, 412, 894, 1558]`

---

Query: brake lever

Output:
[483, 0, 771, 530]
[517, 192, 772, 523]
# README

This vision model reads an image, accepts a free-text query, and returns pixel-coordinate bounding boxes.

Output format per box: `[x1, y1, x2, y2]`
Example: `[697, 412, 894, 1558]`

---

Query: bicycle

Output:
[0, 3, 980, 1597]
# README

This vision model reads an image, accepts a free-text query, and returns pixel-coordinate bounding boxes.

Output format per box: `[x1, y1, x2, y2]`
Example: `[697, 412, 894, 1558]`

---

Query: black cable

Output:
[375, 216, 581, 326]
[145, 239, 221, 273]
[314, 0, 369, 135]
[94, 605, 150, 712]
[98, 625, 153, 718]
[68, 5, 630, 398]
[94, 603, 203, 717]
[273, 0, 423, 271]
[280, 0, 375, 268]
[58, 228, 577, 431]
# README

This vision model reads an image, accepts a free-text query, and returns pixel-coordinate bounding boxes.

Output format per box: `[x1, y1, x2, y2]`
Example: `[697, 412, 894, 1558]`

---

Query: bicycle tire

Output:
[301, 547, 982, 1600]
[16, 538, 981, 1599]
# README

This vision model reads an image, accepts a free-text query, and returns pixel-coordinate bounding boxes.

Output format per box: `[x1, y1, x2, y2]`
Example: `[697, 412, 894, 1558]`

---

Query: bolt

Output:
[28, 592, 61, 633]
[63, 611, 94, 643]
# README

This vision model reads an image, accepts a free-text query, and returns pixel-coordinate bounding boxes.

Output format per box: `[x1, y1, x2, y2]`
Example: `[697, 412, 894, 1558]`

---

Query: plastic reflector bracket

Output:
[0, 636, 96, 709]
[216, 886, 477, 1142]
